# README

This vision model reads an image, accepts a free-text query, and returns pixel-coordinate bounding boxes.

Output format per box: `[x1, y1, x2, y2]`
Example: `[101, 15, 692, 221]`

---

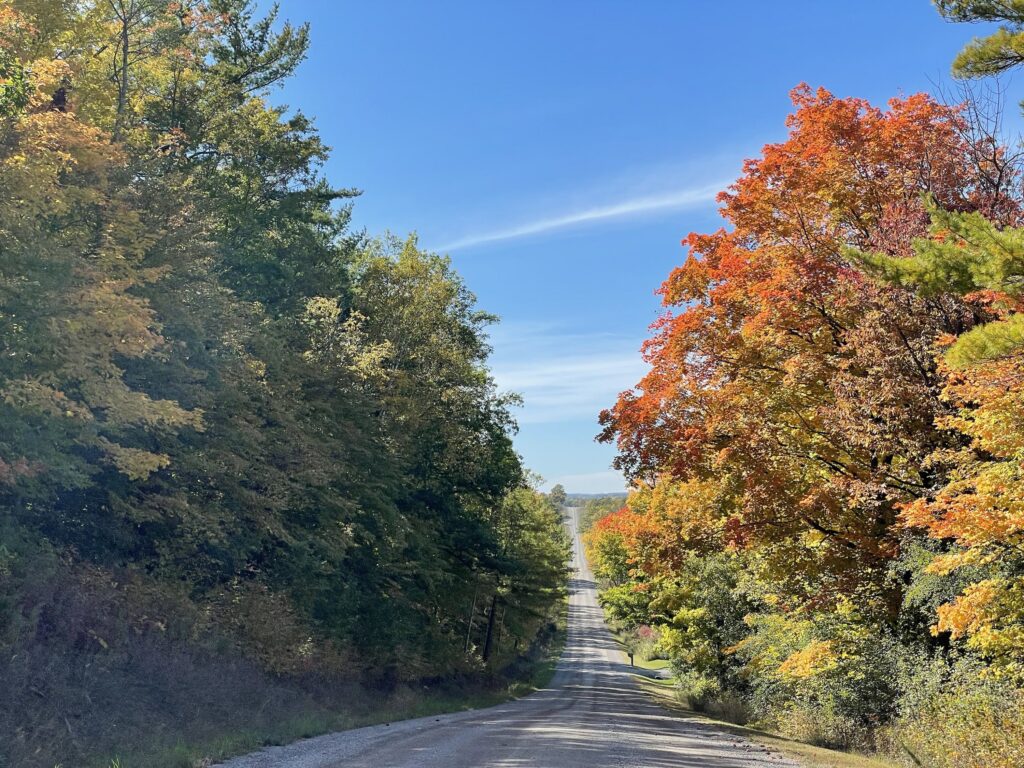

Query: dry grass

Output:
[633, 677, 899, 768]
[2, 551, 570, 768]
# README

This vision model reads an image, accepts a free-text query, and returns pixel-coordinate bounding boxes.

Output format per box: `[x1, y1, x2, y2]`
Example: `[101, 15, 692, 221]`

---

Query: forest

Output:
[0, 1, 569, 765]
[588, 3, 1024, 767]
[10, 1, 1024, 767]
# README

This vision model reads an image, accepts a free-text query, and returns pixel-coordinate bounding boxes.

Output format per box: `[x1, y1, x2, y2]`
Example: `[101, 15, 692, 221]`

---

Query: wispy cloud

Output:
[433, 181, 725, 252]
[487, 323, 641, 493]
[493, 353, 645, 424]
[489, 323, 647, 425]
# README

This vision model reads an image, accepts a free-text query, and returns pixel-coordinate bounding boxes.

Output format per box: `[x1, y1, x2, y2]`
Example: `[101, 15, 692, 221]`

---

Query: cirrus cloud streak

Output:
[433, 181, 725, 252]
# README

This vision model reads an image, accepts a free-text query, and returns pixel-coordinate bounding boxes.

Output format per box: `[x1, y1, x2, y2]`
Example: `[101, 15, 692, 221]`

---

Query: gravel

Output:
[216, 508, 798, 768]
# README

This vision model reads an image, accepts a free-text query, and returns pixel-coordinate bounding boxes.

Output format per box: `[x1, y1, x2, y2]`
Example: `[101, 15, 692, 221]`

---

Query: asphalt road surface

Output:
[217, 507, 797, 768]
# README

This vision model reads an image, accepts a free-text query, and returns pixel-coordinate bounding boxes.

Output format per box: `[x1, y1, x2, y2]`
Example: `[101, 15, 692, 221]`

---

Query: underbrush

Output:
[607, 619, 670, 670]
[0, 543, 352, 768]
[663, 659, 1024, 768]
[883, 666, 1024, 768]
[0, 534, 566, 768]
[683, 687, 751, 726]
[503, 592, 568, 694]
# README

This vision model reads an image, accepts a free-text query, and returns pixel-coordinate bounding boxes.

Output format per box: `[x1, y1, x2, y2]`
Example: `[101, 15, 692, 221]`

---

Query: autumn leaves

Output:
[590, 84, 1024, 761]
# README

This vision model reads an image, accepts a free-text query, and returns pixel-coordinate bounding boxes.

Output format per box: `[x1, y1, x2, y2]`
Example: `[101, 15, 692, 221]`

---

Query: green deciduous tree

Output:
[0, 0, 568, 715]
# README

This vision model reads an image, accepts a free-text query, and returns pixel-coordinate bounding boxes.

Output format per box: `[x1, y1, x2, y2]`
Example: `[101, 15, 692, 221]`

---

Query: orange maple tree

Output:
[600, 85, 1017, 614]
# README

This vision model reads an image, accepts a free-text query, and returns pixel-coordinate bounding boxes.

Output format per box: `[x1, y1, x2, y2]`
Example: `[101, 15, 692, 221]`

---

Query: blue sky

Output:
[274, 1, 999, 493]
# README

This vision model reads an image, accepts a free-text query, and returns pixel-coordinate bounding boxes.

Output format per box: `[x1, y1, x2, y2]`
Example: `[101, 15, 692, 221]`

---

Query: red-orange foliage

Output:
[585, 479, 728, 583]
[600, 86, 1018, 612]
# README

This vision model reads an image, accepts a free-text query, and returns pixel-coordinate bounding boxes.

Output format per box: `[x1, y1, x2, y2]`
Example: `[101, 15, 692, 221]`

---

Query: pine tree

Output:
[935, 1, 1024, 75]
[853, 197, 1024, 367]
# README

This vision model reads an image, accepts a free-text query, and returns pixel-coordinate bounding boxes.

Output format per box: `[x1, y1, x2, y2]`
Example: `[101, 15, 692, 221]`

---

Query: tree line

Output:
[589, 3, 1024, 767]
[0, 2, 568, 764]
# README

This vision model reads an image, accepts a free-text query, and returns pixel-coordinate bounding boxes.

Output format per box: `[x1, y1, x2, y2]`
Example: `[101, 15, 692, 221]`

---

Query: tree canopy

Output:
[593, 69, 1024, 765]
[0, 7, 569, 753]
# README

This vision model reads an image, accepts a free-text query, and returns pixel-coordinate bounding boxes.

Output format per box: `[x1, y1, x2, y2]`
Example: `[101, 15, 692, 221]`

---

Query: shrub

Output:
[887, 660, 1024, 768]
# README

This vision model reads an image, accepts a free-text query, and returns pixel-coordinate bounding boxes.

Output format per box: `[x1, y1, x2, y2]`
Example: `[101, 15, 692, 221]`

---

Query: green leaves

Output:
[946, 312, 1024, 366]
[854, 199, 1024, 297]
[935, 1, 1024, 76]
[0, 0, 566, 691]
[936, 0, 1024, 24]
[0, 47, 29, 119]
[209, 0, 310, 94]
[853, 196, 1024, 367]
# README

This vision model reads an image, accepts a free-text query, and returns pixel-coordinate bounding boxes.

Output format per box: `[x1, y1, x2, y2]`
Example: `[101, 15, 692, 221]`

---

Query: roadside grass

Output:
[599, 600, 896, 768]
[96, 600, 571, 768]
[97, 686, 536, 768]
[633, 677, 899, 768]
[617, 642, 669, 672]
[102, 689, 517, 768]
[607, 624, 671, 674]
[514, 592, 569, 695]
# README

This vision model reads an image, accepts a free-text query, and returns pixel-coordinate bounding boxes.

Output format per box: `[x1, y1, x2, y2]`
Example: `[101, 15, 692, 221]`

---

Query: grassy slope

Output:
[598, 597, 896, 768]
[608, 627, 671, 673]
[632, 676, 898, 768]
[115, 687, 520, 768]
[107, 597, 570, 768]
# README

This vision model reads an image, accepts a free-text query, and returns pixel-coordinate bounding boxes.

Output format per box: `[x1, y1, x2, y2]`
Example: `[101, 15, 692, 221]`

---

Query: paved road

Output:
[217, 507, 796, 768]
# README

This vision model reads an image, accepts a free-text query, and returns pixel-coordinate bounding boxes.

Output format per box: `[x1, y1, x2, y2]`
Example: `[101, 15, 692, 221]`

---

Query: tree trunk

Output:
[464, 586, 478, 653]
[494, 606, 505, 655]
[482, 594, 498, 663]
[113, 2, 133, 140]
